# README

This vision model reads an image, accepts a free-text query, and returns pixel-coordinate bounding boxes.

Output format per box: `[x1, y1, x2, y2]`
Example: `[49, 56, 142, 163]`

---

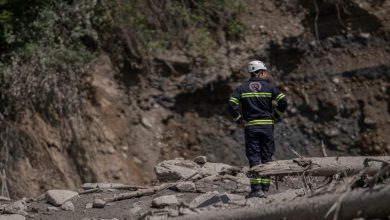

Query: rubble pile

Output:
[0, 156, 389, 220]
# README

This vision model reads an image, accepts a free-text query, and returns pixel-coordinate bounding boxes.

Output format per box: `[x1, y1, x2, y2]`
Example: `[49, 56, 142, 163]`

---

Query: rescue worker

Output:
[229, 60, 287, 198]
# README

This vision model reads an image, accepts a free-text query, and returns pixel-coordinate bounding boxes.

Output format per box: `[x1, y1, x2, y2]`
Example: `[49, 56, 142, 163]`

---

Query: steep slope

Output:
[0, 0, 389, 198]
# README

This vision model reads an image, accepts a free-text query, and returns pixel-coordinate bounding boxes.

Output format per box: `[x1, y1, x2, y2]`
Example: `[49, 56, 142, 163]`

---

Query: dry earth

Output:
[1, 0, 390, 199]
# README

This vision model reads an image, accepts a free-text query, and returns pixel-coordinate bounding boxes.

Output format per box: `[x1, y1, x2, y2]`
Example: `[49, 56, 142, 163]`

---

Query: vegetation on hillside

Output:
[0, 0, 245, 178]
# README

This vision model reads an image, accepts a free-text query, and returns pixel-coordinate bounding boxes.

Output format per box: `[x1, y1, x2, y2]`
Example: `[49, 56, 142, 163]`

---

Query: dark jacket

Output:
[229, 77, 287, 126]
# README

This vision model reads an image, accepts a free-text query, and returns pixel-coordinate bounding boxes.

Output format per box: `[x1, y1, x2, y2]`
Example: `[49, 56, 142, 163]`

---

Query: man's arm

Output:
[229, 87, 243, 125]
[272, 86, 287, 120]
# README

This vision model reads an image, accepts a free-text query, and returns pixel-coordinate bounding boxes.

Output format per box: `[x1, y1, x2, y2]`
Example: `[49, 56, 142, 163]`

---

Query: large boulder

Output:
[155, 159, 200, 182]
[46, 190, 78, 206]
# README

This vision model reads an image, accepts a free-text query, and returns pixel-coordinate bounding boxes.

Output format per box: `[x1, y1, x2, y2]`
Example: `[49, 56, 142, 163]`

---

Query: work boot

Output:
[246, 190, 266, 198]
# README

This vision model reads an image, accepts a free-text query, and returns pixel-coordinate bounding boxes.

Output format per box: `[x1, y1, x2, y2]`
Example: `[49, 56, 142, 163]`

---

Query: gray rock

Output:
[4, 198, 27, 215]
[167, 208, 179, 217]
[47, 206, 59, 211]
[35, 193, 46, 202]
[152, 195, 179, 207]
[194, 156, 207, 164]
[179, 207, 198, 215]
[146, 216, 167, 220]
[155, 159, 200, 182]
[175, 181, 196, 192]
[199, 162, 235, 176]
[85, 203, 93, 209]
[46, 190, 78, 206]
[61, 201, 75, 212]
[92, 198, 105, 208]
[0, 196, 10, 201]
[0, 214, 26, 220]
[141, 117, 153, 128]
[189, 192, 219, 208]
[129, 206, 142, 215]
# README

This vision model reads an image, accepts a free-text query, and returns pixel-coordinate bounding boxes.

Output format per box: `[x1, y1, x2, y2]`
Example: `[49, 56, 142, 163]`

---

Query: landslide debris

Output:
[0, 156, 388, 220]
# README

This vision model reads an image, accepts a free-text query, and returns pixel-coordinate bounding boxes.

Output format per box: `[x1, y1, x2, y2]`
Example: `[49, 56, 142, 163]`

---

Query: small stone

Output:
[85, 203, 93, 209]
[332, 77, 340, 84]
[200, 162, 236, 176]
[168, 208, 179, 217]
[179, 208, 197, 215]
[359, 32, 370, 39]
[0, 196, 11, 201]
[141, 117, 152, 128]
[152, 195, 179, 207]
[107, 146, 116, 154]
[61, 201, 75, 212]
[175, 157, 185, 160]
[176, 181, 196, 192]
[47, 206, 59, 211]
[92, 198, 105, 208]
[129, 206, 142, 215]
[46, 190, 78, 206]
[194, 156, 207, 164]
[364, 117, 376, 126]
[132, 201, 142, 207]
[4, 198, 27, 215]
[0, 214, 26, 220]
[147, 216, 167, 220]
[35, 193, 46, 201]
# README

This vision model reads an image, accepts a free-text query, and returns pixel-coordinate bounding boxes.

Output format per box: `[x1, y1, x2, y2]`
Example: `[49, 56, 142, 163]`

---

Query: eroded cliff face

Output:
[3, 0, 390, 198]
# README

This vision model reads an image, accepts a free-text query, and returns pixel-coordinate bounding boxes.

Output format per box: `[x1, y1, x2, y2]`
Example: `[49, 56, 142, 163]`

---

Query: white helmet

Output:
[247, 60, 267, 73]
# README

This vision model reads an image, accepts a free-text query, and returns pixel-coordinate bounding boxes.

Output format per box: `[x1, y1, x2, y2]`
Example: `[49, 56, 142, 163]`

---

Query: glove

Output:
[272, 112, 281, 122]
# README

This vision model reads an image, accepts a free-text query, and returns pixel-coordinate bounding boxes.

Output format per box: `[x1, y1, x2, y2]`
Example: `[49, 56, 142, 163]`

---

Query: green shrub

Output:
[0, 0, 101, 125]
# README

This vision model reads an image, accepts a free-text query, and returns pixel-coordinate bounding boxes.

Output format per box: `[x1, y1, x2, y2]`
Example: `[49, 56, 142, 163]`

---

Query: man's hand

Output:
[272, 113, 281, 123]
[239, 120, 246, 128]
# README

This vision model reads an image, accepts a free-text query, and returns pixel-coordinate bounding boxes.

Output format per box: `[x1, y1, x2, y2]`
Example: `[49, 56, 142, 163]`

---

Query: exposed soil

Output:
[1, 0, 390, 199]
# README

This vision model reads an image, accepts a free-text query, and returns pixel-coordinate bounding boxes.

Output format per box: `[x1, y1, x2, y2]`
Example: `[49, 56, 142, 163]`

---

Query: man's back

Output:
[229, 77, 286, 126]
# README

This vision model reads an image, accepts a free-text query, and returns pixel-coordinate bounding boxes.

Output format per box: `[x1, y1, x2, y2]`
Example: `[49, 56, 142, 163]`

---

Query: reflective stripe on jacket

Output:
[229, 77, 287, 126]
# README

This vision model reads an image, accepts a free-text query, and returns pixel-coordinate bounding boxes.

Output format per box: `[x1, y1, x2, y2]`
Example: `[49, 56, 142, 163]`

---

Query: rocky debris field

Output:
[1, 156, 389, 220]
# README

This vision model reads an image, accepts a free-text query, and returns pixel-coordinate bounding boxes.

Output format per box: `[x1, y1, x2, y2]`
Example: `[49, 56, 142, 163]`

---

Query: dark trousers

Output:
[245, 125, 275, 192]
